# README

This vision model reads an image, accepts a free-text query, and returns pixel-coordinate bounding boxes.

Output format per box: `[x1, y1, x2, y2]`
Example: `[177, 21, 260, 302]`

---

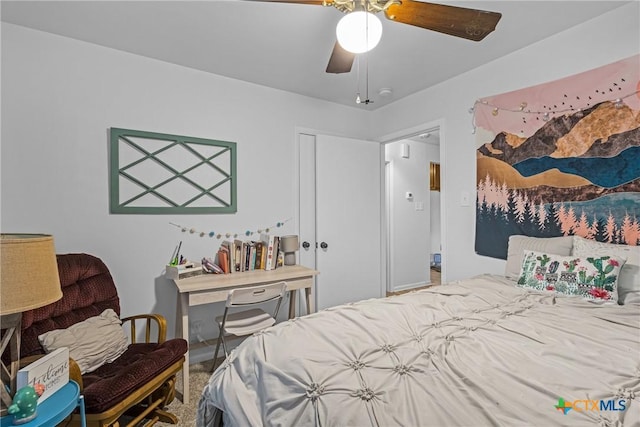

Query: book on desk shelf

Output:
[260, 234, 280, 271]
[17, 347, 69, 403]
[244, 241, 254, 271]
[249, 241, 259, 271]
[221, 240, 236, 274]
[215, 236, 282, 273]
[240, 241, 248, 272]
[233, 239, 242, 272]
[217, 246, 230, 274]
[272, 236, 280, 270]
[254, 241, 265, 270]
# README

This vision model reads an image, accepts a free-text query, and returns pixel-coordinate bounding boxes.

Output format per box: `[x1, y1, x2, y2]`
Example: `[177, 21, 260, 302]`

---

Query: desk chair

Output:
[212, 281, 287, 371]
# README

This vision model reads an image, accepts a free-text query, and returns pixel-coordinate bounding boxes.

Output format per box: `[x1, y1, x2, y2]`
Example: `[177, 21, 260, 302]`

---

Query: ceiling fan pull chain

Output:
[365, 50, 370, 102]
[355, 56, 361, 103]
[364, 9, 369, 102]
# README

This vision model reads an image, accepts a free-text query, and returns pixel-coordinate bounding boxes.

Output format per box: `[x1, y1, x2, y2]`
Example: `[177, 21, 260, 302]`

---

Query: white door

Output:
[299, 133, 383, 310]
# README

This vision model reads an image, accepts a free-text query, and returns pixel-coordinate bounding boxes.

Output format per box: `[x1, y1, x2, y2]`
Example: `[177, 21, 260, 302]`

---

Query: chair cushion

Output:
[81, 338, 188, 413]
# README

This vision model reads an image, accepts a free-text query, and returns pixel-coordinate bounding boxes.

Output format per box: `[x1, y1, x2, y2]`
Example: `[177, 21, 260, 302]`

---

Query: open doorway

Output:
[384, 126, 443, 294]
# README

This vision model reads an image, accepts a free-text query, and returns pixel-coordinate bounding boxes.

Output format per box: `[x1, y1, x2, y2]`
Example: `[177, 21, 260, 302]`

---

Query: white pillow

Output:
[505, 235, 574, 279]
[572, 236, 640, 304]
[39, 308, 129, 374]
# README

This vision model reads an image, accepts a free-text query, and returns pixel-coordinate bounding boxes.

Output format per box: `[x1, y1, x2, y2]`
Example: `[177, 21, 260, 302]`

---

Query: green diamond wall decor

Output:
[109, 128, 237, 214]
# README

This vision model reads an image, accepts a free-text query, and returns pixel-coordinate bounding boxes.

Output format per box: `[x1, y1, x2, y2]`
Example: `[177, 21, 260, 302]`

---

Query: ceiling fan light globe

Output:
[336, 11, 382, 54]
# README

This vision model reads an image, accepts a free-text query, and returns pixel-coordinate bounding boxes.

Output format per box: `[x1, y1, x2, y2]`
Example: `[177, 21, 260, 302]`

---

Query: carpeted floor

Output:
[157, 361, 215, 426]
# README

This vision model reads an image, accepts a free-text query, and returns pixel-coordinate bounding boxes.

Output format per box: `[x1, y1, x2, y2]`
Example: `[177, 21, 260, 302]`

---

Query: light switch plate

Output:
[460, 191, 470, 206]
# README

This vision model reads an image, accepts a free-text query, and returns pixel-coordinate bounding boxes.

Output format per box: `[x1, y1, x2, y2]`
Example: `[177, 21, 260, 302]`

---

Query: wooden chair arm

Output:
[121, 313, 167, 344]
[19, 355, 84, 391]
[68, 358, 83, 390]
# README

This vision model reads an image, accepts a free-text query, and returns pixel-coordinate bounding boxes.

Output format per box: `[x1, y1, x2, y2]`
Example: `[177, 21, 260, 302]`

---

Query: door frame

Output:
[376, 119, 447, 288]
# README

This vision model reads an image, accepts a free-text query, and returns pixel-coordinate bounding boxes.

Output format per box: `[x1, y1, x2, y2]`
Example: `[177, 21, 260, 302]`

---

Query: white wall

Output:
[370, 2, 640, 282]
[385, 139, 430, 290]
[1, 23, 369, 362]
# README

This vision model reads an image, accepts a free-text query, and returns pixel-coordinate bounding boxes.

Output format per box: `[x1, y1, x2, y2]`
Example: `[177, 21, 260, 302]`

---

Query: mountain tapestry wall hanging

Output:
[474, 55, 640, 259]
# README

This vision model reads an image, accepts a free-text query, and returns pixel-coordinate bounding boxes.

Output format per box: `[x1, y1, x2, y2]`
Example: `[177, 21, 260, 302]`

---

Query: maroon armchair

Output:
[18, 253, 188, 427]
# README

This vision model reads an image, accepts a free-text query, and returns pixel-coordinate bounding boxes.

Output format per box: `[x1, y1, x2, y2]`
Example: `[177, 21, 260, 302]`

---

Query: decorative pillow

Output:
[572, 236, 640, 305]
[517, 250, 626, 302]
[504, 235, 574, 279]
[38, 308, 128, 374]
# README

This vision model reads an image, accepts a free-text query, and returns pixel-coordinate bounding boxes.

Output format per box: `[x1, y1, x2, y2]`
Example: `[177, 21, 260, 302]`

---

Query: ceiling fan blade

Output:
[326, 41, 355, 74]
[385, 1, 501, 42]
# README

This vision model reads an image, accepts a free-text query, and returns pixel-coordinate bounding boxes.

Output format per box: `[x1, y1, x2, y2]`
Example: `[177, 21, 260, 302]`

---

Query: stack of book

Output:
[216, 234, 282, 273]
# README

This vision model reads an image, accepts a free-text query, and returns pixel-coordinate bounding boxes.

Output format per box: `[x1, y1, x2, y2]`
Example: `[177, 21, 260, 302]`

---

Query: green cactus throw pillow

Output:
[517, 250, 626, 302]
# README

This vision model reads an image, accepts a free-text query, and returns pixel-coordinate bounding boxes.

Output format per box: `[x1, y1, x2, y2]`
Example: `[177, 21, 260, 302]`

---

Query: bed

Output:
[197, 236, 640, 427]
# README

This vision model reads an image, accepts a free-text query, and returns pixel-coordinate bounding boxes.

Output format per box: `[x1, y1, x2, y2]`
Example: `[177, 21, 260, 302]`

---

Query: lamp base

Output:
[0, 313, 22, 418]
[284, 253, 296, 266]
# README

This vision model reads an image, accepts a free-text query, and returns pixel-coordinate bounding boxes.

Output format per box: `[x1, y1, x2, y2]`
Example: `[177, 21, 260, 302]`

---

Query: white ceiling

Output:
[1, 1, 631, 110]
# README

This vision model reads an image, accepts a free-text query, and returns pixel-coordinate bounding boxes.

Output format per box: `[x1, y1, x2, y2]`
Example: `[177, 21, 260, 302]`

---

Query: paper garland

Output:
[169, 218, 292, 239]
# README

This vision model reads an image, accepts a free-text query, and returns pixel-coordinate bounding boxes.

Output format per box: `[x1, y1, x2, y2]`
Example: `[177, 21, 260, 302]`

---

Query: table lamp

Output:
[280, 235, 299, 266]
[0, 234, 62, 417]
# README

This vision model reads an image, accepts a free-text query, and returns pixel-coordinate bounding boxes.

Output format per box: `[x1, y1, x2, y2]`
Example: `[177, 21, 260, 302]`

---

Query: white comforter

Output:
[197, 275, 640, 426]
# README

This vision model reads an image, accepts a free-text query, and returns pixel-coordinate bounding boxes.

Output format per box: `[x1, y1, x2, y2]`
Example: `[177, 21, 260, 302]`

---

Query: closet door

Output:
[299, 133, 383, 310]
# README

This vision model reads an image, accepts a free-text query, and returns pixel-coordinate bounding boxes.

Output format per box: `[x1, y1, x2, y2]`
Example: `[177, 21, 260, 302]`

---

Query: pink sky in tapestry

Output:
[474, 55, 640, 259]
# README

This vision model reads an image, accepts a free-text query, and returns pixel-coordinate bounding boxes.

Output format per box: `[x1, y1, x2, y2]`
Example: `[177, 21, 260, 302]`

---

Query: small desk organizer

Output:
[165, 262, 203, 280]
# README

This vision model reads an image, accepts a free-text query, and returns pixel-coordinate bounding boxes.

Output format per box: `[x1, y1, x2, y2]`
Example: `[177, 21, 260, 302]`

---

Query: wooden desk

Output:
[172, 265, 319, 403]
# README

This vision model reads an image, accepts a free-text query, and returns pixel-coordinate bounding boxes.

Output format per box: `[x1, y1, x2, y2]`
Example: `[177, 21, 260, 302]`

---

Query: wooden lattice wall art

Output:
[109, 128, 237, 214]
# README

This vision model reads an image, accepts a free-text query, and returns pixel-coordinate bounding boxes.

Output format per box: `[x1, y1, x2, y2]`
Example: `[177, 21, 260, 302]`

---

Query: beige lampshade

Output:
[1, 234, 62, 314]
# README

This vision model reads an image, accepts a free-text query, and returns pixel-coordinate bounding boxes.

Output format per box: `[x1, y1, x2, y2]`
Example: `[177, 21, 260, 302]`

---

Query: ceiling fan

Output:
[255, 0, 502, 74]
